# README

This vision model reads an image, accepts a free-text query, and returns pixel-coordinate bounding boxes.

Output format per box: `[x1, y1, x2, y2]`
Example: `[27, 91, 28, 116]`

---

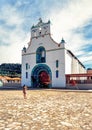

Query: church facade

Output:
[21, 18, 86, 88]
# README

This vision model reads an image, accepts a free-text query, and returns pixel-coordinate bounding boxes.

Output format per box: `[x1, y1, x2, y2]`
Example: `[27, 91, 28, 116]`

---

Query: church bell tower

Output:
[31, 18, 51, 39]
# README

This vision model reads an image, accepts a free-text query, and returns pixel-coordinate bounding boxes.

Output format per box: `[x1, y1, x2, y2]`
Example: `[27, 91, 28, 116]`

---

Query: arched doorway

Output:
[31, 64, 52, 88]
[39, 71, 51, 88]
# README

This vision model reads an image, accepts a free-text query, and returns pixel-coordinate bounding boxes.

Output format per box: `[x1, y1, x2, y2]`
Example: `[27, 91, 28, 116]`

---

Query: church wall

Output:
[21, 52, 37, 87]
[65, 50, 72, 74]
[65, 50, 86, 74]
[72, 57, 86, 74]
[72, 58, 79, 73]
[79, 64, 86, 73]
[46, 48, 66, 87]
[27, 35, 60, 54]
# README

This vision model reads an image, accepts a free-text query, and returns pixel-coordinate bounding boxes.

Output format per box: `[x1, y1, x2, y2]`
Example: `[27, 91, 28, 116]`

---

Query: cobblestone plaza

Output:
[0, 90, 92, 130]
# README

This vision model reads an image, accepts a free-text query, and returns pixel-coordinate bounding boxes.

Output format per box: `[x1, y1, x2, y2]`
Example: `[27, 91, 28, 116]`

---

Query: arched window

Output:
[36, 46, 46, 63]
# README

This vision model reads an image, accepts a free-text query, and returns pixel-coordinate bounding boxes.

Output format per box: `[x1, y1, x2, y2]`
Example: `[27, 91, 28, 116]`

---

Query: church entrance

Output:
[39, 71, 50, 88]
[31, 64, 52, 88]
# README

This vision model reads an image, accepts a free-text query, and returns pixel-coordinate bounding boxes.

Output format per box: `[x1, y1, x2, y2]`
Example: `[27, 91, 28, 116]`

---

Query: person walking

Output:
[23, 85, 27, 99]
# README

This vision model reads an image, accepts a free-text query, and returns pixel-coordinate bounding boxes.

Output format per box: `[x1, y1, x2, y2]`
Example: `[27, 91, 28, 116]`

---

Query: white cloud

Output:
[0, 31, 30, 64]
[0, 3, 30, 64]
[0, 4, 24, 26]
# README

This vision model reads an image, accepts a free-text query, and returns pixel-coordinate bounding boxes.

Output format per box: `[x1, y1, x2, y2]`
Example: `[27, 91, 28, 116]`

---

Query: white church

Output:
[21, 18, 86, 88]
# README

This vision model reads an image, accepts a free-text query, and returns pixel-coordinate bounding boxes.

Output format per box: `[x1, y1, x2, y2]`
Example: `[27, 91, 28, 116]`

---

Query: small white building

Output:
[21, 18, 86, 88]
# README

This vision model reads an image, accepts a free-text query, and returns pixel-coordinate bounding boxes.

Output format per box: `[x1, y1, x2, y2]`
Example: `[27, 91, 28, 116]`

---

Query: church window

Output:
[56, 60, 59, 68]
[56, 70, 59, 78]
[26, 72, 28, 79]
[26, 63, 28, 70]
[36, 46, 46, 63]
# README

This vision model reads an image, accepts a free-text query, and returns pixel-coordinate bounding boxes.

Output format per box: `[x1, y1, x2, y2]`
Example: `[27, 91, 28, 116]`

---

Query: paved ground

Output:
[0, 89, 92, 130]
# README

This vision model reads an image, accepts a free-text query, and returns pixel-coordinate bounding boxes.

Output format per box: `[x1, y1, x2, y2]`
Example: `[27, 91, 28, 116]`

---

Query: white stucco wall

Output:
[65, 50, 86, 74]
[46, 47, 66, 87]
[65, 50, 72, 74]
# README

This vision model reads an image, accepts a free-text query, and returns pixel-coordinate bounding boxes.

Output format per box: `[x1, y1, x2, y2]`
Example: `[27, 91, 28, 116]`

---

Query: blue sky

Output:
[0, 0, 92, 69]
